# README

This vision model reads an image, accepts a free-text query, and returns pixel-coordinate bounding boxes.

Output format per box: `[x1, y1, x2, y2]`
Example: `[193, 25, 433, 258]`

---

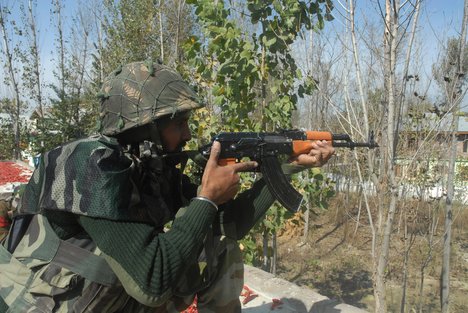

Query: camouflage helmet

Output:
[98, 60, 202, 136]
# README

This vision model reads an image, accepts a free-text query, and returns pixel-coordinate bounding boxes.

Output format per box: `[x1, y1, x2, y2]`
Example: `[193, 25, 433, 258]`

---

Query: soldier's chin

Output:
[163, 144, 186, 165]
[170, 144, 185, 154]
[164, 155, 182, 166]
[162, 141, 186, 154]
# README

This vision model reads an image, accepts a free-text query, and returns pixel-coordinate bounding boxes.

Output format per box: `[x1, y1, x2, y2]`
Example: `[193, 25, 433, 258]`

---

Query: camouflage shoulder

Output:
[19, 135, 136, 220]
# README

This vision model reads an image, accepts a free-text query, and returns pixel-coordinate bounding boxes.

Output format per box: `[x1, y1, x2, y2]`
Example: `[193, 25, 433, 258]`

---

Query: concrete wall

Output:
[242, 265, 368, 313]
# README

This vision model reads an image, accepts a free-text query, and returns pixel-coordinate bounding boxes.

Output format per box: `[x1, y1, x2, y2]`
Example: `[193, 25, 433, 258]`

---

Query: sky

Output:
[331, 0, 466, 61]
[0, 0, 467, 111]
[0, 0, 80, 99]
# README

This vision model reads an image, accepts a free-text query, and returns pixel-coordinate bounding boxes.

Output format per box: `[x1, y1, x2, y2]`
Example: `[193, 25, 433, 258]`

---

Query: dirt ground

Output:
[273, 196, 468, 313]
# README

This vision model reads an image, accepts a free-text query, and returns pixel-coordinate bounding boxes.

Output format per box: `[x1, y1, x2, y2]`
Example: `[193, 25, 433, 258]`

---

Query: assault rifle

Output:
[197, 130, 378, 213]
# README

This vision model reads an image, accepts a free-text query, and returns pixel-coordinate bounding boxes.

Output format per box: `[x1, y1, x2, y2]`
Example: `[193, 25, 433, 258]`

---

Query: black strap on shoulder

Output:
[7, 214, 33, 253]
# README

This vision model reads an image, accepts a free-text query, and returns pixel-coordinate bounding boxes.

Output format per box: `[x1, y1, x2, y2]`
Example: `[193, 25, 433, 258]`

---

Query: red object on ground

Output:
[180, 295, 198, 313]
[241, 285, 258, 305]
[270, 298, 284, 310]
[0, 216, 10, 228]
[0, 162, 32, 185]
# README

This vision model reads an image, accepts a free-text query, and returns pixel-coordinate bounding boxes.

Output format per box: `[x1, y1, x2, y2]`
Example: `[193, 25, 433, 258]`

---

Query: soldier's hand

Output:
[290, 140, 335, 167]
[198, 141, 258, 205]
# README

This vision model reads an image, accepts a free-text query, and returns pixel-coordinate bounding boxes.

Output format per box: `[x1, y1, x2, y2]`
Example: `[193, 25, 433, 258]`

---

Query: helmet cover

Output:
[99, 60, 202, 136]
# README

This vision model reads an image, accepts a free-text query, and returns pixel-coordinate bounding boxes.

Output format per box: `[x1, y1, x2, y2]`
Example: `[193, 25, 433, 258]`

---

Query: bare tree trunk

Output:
[72, 8, 91, 136]
[0, 5, 22, 160]
[374, 1, 401, 312]
[302, 29, 314, 242]
[260, 24, 267, 130]
[303, 175, 311, 243]
[91, 0, 105, 86]
[53, 0, 69, 142]
[174, 0, 185, 64]
[399, 225, 408, 313]
[27, 0, 43, 129]
[400, 215, 416, 313]
[395, 0, 421, 145]
[441, 1, 468, 311]
[397, 2, 421, 311]
[375, 196, 397, 313]
[349, 0, 369, 132]
[353, 190, 362, 236]
[271, 232, 277, 275]
[441, 109, 456, 313]
[75, 10, 91, 98]
[348, 0, 376, 256]
[419, 215, 437, 313]
[54, 0, 66, 99]
[262, 231, 269, 271]
[159, 0, 164, 61]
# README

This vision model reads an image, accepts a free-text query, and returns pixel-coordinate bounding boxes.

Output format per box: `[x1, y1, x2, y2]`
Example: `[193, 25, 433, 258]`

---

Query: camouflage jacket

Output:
[0, 135, 211, 312]
[18, 135, 181, 226]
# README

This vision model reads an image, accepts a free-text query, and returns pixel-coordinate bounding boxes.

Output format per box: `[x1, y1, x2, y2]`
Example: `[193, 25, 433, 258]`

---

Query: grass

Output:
[275, 193, 468, 312]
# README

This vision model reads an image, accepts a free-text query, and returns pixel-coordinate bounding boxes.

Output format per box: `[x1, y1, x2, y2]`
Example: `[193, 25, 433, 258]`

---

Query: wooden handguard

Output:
[304, 131, 333, 141]
[292, 131, 333, 156]
[291, 141, 314, 156]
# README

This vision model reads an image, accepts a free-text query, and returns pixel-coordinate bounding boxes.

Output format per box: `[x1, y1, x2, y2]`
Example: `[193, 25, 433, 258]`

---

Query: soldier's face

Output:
[158, 112, 192, 153]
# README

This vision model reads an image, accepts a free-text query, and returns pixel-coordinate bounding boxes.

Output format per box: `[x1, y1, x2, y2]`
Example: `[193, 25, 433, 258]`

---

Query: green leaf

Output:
[314, 173, 324, 181]
[296, 69, 303, 79]
[265, 37, 277, 47]
[298, 85, 305, 98]
[240, 49, 251, 59]
[317, 13, 324, 29]
[270, 85, 278, 94]
[218, 63, 234, 75]
[309, 2, 319, 14]
[251, 11, 261, 24]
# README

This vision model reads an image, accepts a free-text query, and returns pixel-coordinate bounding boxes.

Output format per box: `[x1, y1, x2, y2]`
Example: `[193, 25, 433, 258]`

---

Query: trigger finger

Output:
[233, 161, 258, 172]
[207, 141, 221, 165]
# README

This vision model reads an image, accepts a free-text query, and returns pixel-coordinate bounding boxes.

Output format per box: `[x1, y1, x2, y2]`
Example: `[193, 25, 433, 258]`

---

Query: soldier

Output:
[0, 61, 334, 312]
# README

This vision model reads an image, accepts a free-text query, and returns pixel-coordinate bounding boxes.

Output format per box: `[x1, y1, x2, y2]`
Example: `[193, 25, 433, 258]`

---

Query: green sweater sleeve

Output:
[79, 198, 217, 307]
[216, 179, 274, 240]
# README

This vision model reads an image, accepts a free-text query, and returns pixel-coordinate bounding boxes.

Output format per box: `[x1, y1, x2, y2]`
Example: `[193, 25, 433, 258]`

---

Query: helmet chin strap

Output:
[147, 122, 165, 155]
[138, 122, 187, 170]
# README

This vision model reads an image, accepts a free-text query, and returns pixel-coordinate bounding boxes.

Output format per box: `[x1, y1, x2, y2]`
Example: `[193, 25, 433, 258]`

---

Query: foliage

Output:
[16, 0, 43, 112]
[297, 168, 336, 210]
[35, 59, 100, 152]
[184, 0, 332, 132]
[101, 0, 160, 73]
[0, 115, 15, 160]
[239, 233, 262, 266]
[101, 0, 196, 74]
[0, 99, 30, 160]
[455, 161, 468, 184]
[183, 0, 334, 268]
[432, 37, 468, 106]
